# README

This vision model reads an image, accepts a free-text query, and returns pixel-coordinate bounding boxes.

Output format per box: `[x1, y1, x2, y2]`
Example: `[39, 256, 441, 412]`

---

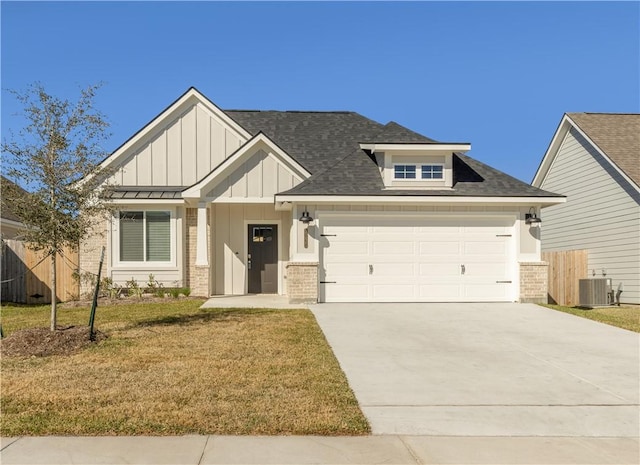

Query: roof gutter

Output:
[274, 195, 566, 207]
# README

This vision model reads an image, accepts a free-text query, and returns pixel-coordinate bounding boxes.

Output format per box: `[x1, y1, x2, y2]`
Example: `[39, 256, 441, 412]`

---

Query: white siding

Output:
[210, 204, 291, 295]
[540, 128, 640, 304]
[109, 103, 245, 187]
[206, 149, 303, 200]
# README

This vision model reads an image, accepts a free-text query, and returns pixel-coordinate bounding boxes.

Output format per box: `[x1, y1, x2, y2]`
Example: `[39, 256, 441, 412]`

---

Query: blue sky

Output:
[2, 1, 638, 183]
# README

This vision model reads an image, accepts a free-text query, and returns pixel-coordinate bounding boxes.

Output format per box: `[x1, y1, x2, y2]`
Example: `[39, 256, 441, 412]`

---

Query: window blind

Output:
[146, 211, 170, 261]
[120, 211, 144, 261]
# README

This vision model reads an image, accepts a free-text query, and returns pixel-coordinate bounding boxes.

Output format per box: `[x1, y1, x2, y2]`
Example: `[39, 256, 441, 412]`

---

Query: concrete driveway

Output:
[309, 303, 639, 437]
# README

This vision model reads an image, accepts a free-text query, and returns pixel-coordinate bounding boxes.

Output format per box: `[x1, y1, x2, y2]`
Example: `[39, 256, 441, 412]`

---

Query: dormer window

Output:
[364, 142, 469, 189]
[421, 164, 444, 180]
[394, 164, 417, 179]
[393, 163, 444, 181]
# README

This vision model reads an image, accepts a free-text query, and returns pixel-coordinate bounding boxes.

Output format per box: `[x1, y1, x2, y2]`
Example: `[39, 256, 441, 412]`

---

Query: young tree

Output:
[2, 83, 113, 331]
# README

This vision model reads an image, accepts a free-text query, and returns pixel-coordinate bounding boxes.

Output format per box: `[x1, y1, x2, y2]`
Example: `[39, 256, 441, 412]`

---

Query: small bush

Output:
[181, 287, 191, 297]
[169, 288, 181, 299]
[126, 278, 143, 299]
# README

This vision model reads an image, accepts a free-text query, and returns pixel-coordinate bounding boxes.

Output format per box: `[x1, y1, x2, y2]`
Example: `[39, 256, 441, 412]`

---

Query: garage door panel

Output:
[419, 284, 462, 299]
[374, 262, 416, 277]
[371, 225, 418, 234]
[373, 241, 414, 255]
[419, 263, 460, 277]
[325, 262, 368, 277]
[324, 284, 369, 301]
[372, 284, 415, 299]
[325, 240, 369, 255]
[419, 241, 460, 255]
[324, 225, 368, 234]
[463, 240, 507, 255]
[464, 283, 510, 300]
[321, 215, 515, 303]
[463, 263, 508, 277]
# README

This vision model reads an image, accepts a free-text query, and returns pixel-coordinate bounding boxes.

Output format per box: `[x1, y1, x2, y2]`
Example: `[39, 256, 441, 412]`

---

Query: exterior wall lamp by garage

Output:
[299, 209, 314, 248]
[525, 207, 542, 226]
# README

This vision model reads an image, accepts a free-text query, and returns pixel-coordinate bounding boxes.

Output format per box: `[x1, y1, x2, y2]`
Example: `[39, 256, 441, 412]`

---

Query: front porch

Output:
[185, 203, 294, 298]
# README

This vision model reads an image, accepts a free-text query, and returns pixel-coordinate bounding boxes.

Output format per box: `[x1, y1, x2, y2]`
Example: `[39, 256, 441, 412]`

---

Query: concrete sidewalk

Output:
[2, 435, 639, 464]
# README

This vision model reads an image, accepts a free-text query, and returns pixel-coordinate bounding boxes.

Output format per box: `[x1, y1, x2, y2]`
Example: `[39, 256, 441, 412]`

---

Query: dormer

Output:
[359, 142, 471, 189]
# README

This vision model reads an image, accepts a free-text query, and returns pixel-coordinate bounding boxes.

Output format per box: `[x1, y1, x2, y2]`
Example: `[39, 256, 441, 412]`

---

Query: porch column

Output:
[195, 202, 209, 266]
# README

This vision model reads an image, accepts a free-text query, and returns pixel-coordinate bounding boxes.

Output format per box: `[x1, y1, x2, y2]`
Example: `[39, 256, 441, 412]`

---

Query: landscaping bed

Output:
[0, 300, 369, 436]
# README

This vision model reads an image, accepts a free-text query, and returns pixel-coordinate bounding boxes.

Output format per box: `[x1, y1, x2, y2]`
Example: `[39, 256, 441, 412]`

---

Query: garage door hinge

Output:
[496, 234, 512, 237]
[320, 234, 337, 237]
[496, 280, 512, 283]
[320, 281, 336, 284]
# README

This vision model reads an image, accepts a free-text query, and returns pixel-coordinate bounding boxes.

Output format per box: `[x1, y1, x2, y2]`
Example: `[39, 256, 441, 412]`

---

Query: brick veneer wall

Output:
[286, 262, 318, 304]
[79, 217, 109, 298]
[519, 262, 549, 304]
[185, 207, 210, 297]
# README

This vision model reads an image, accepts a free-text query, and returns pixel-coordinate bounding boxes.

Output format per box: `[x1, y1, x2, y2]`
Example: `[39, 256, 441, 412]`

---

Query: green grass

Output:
[0, 300, 369, 436]
[541, 304, 640, 333]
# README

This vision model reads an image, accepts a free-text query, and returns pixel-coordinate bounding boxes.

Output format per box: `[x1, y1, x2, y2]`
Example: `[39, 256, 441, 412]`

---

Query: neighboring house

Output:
[532, 113, 640, 304]
[80, 88, 564, 303]
[0, 176, 28, 240]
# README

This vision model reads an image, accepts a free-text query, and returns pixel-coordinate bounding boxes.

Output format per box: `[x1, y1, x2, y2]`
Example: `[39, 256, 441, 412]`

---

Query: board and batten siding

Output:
[210, 204, 291, 295]
[206, 149, 303, 200]
[539, 128, 640, 304]
[111, 103, 244, 187]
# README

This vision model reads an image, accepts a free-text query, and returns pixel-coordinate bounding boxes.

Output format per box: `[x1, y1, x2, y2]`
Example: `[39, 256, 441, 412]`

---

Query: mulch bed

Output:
[0, 326, 107, 357]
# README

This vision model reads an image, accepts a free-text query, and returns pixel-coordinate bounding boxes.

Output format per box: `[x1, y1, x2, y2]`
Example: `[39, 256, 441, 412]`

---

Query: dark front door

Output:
[248, 224, 278, 294]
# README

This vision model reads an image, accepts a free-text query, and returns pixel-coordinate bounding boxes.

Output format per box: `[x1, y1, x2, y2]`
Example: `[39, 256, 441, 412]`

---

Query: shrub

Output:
[126, 278, 143, 299]
[181, 287, 192, 297]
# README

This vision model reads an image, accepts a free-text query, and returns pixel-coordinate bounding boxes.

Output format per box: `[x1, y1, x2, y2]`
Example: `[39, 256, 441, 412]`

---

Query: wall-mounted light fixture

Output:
[525, 207, 542, 226]
[299, 210, 313, 225]
[299, 208, 314, 248]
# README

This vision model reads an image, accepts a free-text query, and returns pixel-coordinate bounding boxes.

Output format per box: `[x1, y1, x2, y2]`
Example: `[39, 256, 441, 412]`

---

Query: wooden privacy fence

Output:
[1, 239, 79, 304]
[542, 249, 588, 307]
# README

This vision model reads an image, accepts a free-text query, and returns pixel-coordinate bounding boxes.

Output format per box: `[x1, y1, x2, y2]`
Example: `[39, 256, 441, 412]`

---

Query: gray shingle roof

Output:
[225, 109, 560, 198]
[277, 150, 561, 197]
[224, 110, 384, 174]
[567, 113, 640, 186]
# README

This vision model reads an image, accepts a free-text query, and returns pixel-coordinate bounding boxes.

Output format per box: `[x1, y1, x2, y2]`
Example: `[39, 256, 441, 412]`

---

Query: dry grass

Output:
[0, 300, 369, 436]
[542, 304, 640, 333]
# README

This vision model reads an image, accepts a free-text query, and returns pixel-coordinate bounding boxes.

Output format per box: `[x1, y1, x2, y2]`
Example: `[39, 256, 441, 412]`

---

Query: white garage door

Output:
[320, 215, 515, 302]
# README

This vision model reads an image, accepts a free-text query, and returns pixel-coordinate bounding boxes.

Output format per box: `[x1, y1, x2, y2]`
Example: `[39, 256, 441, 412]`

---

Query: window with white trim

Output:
[394, 164, 417, 179]
[119, 211, 171, 262]
[393, 163, 445, 180]
[421, 164, 444, 179]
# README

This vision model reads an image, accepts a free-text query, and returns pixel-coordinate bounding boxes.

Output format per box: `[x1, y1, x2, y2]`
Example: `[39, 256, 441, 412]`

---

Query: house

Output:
[1, 176, 28, 240]
[80, 88, 564, 303]
[532, 113, 640, 304]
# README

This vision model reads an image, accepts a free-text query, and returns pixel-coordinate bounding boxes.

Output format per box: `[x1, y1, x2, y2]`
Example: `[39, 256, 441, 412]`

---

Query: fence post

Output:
[88, 246, 105, 341]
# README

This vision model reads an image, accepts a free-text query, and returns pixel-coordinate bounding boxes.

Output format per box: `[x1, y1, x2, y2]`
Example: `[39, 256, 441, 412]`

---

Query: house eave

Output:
[274, 194, 566, 207]
[360, 142, 471, 153]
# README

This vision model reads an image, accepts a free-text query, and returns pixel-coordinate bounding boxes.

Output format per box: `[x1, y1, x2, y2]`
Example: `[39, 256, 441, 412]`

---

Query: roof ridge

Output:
[224, 109, 356, 114]
[568, 112, 640, 116]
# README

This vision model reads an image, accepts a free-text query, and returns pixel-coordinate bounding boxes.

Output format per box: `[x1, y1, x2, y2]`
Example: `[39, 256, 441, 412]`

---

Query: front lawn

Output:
[0, 300, 369, 436]
[542, 304, 640, 333]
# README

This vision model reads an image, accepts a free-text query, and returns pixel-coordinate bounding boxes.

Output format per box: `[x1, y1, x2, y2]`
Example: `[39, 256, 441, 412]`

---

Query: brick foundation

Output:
[519, 262, 549, 304]
[79, 217, 109, 298]
[286, 262, 318, 304]
[185, 208, 210, 297]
